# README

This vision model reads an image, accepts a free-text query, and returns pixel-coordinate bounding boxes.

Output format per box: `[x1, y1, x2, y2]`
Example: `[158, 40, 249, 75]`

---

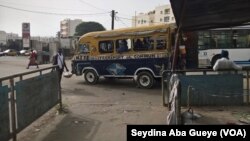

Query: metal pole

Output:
[247, 70, 249, 104]
[176, 81, 181, 124]
[161, 72, 165, 106]
[59, 86, 63, 111]
[171, 0, 187, 72]
[10, 78, 17, 141]
[58, 71, 63, 112]
[162, 71, 170, 108]
[19, 75, 23, 81]
[134, 11, 137, 27]
[187, 85, 193, 108]
[111, 10, 115, 30]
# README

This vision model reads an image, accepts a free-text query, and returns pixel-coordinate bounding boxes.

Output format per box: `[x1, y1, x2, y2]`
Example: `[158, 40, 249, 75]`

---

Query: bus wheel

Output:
[84, 70, 98, 84]
[211, 54, 221, 67]
[137, 72, 154, 89]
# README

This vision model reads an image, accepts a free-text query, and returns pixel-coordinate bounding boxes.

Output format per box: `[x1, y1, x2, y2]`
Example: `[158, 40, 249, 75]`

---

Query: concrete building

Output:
[60, 19, 82, 38]
[132, 4, 175, 27]
[7, 33, 20, 41]
[0, 31, 7, 51]
[0, 31, 7, 46]
[31, 36, 57, 43]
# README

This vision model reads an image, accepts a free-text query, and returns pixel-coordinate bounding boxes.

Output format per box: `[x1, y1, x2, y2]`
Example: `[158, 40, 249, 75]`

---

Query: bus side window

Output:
[99, 41, 113, 53]
[156, 36, 167, 50]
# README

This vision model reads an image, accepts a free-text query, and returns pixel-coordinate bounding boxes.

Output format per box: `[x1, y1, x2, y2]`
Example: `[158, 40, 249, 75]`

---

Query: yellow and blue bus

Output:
[71, 24, 175, 88]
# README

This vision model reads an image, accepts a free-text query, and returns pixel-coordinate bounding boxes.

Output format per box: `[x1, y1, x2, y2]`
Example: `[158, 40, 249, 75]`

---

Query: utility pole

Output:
[111, 10, 115, 30]
[135, 11, 137, 27]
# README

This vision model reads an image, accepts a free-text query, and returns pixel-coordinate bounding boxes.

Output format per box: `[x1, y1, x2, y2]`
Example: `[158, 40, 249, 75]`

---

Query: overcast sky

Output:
[0, 0, 170, 37]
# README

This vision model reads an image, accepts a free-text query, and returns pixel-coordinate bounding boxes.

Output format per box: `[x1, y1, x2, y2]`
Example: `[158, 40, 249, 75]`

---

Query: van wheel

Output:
[84, 70, 98, 84]
[137, 72, 154, 89]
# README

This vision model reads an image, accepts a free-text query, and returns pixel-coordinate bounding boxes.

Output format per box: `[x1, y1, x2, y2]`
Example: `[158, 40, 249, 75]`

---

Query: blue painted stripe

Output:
[234, 61, 250, 65]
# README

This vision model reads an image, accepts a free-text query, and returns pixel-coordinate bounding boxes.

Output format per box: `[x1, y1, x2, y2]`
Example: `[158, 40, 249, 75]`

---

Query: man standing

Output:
[53, 48, 69, 85]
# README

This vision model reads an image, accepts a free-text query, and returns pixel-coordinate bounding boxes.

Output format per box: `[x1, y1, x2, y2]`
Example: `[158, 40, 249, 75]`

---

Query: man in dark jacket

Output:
[53, 48, 69, 86]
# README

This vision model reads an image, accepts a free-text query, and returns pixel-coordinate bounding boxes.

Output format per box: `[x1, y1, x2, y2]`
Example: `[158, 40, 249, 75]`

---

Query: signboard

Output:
[22, 23, 30, 48]
[23, 38, 30, 48]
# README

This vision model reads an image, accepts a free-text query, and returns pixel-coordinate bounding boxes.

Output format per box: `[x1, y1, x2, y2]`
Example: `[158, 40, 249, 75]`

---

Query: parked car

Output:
[19, 49, 28, 56]
[0, 51, 4, 56]
[3, 49, 18, 56]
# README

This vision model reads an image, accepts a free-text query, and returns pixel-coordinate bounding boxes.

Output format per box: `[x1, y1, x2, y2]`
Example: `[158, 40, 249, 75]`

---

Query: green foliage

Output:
[75, 21, 106, 36]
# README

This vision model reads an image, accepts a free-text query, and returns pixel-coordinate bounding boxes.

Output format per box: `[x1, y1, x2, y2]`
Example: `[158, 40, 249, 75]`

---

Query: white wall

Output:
[60, 19, 82, 37]
[132, 4, 176, 27]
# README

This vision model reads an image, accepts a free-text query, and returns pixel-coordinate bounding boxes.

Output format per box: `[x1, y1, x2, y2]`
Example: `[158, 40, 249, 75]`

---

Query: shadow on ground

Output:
[41, 114, 101, 141]
[77, 78, 161, 90]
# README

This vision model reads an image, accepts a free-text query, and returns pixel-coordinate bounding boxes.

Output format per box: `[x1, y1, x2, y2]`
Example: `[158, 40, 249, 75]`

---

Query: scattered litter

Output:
[239, 119, 250, 125]
[232, 112, 250, 125]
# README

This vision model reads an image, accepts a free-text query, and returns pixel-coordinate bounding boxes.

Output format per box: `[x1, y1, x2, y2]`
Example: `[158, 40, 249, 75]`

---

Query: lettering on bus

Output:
[74, 53, 168, 61]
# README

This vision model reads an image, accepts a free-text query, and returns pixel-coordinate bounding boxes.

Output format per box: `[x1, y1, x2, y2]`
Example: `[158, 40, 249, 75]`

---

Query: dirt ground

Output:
[181, 106, 250, 125]
[2, 58, 248, 141]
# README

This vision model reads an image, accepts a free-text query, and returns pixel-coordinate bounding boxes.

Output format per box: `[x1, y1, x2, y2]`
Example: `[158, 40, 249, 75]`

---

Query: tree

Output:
[75, 22, 106, 36]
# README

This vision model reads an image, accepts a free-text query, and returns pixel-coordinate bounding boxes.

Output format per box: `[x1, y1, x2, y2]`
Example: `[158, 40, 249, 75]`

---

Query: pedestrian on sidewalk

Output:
[26, 49, 39, 69]
[52, 48, 69, 86]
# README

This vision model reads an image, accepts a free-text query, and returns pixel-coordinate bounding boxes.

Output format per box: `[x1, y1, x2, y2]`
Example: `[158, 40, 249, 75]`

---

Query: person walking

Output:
[26, 49, 39, 69]
[53, 48, 69, 86]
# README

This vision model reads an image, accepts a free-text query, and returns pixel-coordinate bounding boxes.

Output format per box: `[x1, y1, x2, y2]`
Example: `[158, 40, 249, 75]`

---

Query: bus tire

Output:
[136, 72, 154, 89]
[211, 54, 221, 67]
[84, 70, 98, 84]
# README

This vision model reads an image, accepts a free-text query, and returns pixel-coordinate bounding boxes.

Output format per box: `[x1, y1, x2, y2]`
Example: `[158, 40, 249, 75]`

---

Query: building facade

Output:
[0, 31, 7, 45]
[132, 4, 175, 27]
[60, 19, 82, 38]
[7, 33, 20, 41]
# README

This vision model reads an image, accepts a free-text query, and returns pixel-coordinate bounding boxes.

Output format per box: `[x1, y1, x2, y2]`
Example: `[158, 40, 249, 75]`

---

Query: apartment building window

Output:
[165, 9, 170, 14]
[160, 18, 162, 22]
[160, 11, 163, 14]
[138, 20, 140, 24]
[144, 20, 146, 23]
[151, 20, 154, 23]
[164, 17, 169, 22]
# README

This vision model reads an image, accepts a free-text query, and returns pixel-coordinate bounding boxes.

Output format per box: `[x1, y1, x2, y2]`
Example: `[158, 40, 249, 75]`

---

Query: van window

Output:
[99, 41, 114, 53]
[133, 37, 154, 51]
[156, 35, 167, 50]
[79, 44, 89, 53]
[116, 39, 131, 53]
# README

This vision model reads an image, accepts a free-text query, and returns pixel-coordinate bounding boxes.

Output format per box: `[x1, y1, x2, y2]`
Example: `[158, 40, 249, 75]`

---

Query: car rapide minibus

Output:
[71, 24, 176, 88]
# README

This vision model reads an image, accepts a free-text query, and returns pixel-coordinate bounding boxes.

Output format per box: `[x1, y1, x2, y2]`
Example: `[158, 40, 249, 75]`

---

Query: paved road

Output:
[0, 56, 51, 78]
[0, 56, 168, 141]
